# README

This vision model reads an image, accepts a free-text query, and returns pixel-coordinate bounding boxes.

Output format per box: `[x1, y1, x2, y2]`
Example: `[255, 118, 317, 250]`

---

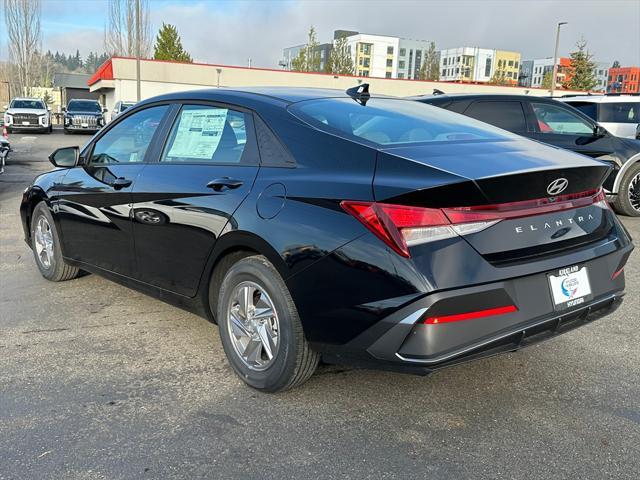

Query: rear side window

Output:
[564, 101, 598, 121]
[599, 103, 639, 123]
[161, 105, 249, 164]
[464, 101, 527, 132]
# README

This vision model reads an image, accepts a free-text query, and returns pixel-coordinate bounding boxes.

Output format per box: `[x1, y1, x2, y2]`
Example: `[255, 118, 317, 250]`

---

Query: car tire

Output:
[613, 163, 640, 217]
[30, 202, 80, 282]
[215, 255, 319, 392]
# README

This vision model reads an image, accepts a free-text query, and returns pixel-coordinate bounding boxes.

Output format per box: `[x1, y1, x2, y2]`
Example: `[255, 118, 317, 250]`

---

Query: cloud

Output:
[43, 28, 104, 56]
[148, 0, 640, 68]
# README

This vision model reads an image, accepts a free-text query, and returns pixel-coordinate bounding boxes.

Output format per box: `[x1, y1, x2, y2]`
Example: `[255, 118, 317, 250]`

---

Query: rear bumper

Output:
[317, 245, 631, 373]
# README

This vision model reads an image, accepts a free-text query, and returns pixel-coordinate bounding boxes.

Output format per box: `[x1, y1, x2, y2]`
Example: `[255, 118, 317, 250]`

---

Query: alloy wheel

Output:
[34, 216, 54, 269]
[226, 281, 280, 371]
[629, 172, 640, 213]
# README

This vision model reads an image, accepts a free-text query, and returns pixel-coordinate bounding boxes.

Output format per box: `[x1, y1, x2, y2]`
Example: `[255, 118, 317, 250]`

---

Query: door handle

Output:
[207, 177, 243, 192]
[112, 177, 132, 190]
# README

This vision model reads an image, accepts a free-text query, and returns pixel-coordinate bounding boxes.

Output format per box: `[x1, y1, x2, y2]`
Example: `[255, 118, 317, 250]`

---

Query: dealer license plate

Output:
[548, 265, 592, 311]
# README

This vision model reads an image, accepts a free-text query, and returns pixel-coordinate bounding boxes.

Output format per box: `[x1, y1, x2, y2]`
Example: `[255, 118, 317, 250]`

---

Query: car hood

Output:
[6, 108, 47, 115]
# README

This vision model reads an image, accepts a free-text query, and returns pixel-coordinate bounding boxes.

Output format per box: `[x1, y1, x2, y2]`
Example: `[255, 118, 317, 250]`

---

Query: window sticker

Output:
[167, 108, 229, 160]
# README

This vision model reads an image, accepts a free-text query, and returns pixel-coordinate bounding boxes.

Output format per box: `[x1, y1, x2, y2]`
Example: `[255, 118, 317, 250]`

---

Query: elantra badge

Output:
[547, 178, 569, 196]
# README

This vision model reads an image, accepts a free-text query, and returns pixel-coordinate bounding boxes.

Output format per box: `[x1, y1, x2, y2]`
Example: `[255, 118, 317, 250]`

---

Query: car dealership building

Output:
[88, 56, 588, 115]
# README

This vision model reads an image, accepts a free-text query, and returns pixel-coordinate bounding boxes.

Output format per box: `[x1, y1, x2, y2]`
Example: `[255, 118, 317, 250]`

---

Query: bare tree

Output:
[104, 0, 151, 57]
[4, 0, 42, 96]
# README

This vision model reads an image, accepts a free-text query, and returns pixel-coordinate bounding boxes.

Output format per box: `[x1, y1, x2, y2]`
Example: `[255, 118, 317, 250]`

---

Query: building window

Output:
[387, 46, 394, 55]
[398, 73, 404, 79]
[443, 58, 447, 66]
[508, 60, 513, 67]
[456, 56, 460, 62]
[386, 58, 393, 68]
[514, 61, 518, 68]
[442, 69, 446, 76]
[363, 58, 370, 67]
[485, 58, 492, 77]
[399, 60, 405, 69]
[362, 71, 369, 77]
[399, 48, 406, 57]
[385, 72, 392, 78]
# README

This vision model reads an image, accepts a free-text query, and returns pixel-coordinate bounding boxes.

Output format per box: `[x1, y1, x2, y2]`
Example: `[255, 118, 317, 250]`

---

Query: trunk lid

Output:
[374, 138, 614, 262]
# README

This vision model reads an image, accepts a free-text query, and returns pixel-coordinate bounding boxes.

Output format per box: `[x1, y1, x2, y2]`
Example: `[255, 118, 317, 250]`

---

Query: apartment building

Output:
[593, 62, 609, 92]
[439, 47, 498, 83]
[608, 66, 640, 93]
[520, 58, 608, 91]
[493, 50, 521, 84]
[282, 30, 433, 79]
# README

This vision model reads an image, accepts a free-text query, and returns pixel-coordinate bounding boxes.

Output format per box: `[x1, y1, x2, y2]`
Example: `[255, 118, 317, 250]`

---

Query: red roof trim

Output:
[87, 56, 590, 93]
[88, 58, 114, 86]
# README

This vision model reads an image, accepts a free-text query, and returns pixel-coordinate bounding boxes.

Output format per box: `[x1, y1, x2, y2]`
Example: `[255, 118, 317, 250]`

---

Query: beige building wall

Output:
[91, 57, 589, 114]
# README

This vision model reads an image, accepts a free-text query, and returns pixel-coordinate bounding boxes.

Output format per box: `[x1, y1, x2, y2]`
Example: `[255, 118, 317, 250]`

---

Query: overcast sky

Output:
[2, 0, 639, 68]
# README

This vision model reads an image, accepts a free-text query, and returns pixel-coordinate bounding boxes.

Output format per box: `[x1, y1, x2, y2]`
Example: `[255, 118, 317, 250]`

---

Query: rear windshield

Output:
[10, 99, 45, 109]
[599, 103, 639, 124]
[289, 97, 513, 146]
[68, 100, 102, 112]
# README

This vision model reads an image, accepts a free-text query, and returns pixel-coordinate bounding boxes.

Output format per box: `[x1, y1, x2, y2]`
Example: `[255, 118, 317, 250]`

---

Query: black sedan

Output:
[20, 86, 632, 391]
[413, 93, 640, 217]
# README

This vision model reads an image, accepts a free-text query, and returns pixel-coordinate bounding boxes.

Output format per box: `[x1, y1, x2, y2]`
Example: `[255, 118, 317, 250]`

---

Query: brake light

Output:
[340, 201, 496, 257]
[424, 305, 518, 324]
[341, 189, 607, 258]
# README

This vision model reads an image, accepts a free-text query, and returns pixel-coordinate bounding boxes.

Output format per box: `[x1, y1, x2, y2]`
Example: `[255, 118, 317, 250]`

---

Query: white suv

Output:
[558, 94, 640, 139]
[3, 98, 52, 134]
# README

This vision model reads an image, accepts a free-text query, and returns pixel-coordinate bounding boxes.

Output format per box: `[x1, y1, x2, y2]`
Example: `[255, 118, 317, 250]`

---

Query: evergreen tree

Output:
[612, 60, 621, 69]
[326, 33, 354, 75]
[153, 23, 192, 62]
[566, 39, 597, 91]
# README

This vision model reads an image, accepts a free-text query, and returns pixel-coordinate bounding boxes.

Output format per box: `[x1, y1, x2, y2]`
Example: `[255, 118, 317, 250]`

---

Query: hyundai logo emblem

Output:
[547, 178, 569, 196]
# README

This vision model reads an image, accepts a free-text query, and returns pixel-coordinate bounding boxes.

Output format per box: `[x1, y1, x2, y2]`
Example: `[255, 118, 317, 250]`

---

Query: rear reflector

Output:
[341, 188, 608, 258]
[424, 305, 518, 324]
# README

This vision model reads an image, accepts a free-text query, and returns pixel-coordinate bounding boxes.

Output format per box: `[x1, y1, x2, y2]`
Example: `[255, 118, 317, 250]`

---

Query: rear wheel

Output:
[30, 202, 80, 281]
[215, 255, 319, 392]
[613, 163, 640, 217]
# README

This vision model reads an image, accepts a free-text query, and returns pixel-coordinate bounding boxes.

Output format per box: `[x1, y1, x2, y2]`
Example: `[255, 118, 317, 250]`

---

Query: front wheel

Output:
[214, 255, 319, 392]
[613, 163, 640, 217]
[30, 202, 80, 281]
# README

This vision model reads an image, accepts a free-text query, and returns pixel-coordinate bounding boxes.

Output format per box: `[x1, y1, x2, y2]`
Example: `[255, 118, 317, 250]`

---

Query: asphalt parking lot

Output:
[1, 129, 639, 480]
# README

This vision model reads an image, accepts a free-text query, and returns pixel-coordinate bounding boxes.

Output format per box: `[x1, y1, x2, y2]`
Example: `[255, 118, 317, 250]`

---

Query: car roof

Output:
[558, 95, 640, 104]
[142, 86, 395, 107]
[413, 93, 561, 103]
[68, 99, 99, 102]
[12, 97, 44, 101]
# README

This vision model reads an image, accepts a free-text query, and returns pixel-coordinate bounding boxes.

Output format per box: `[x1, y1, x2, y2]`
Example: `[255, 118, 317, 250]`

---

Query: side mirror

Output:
[594, 125, 608, 137]
[49, 146, 79, 168]
[103, 107, 108, 113]
[62, 107, 66, 112]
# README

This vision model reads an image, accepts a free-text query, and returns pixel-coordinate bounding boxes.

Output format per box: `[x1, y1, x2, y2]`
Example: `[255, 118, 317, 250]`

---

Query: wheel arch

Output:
[21, 186, 51, 246]
[198, 231, 290, 323]
[612, 152, 640, 194]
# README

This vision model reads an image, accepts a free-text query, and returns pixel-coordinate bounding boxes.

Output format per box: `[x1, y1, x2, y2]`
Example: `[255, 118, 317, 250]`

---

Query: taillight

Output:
[341, 188, 608, 258]
[340, 201, 497, 257]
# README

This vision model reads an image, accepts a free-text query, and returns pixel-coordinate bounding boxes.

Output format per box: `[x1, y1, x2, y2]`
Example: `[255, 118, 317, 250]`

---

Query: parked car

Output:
[3, 97, 52, 133]
[557, 94, 640, 140]
[20, 86, 632, 392]
[111, 100, 136, 122]
[0, 136, 10, 174]
[63, 99, 106, 134]
[414, 93, 640, 216]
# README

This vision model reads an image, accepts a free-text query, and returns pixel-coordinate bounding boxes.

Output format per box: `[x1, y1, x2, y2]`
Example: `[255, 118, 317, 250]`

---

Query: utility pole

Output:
[136, 0, 141, 102]
[550, 21, 567, 97]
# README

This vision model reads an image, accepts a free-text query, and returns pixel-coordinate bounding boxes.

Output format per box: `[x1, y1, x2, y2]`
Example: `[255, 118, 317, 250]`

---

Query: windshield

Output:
[68, 101, 102, 112]
[10, 99, 45, 110]
[599, 103, 639, 124]
[289, 97, 514, 146]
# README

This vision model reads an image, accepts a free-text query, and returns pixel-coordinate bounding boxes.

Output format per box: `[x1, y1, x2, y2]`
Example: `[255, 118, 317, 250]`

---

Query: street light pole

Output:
[135, 0, 141, 102]
[550, 21, 567, 97]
